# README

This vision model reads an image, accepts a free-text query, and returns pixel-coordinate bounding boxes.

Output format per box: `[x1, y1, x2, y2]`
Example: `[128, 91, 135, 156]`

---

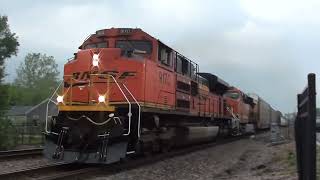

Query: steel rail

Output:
[0, 162, 69, 178]
[0, 148, 43, 159]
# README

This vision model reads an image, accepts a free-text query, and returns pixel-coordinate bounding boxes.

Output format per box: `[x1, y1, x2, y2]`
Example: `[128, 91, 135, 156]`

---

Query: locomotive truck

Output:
[44, 28, 280, 164]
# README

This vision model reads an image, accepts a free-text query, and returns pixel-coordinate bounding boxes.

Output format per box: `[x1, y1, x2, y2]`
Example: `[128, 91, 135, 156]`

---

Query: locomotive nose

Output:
[63, 48, 122, 105]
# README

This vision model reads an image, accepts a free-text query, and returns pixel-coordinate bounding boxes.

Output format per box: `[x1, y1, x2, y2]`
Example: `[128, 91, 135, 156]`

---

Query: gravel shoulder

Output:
[91, 133, 297, 180]
[0, 156, 51, 174]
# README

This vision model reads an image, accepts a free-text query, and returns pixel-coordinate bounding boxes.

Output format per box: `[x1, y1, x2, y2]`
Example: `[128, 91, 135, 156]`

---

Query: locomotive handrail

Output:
[45, 80, 64, 135]
[86, 73, 133, 136]
[88, 73, 111, 105]
[122, 84, 141, 139]
[45, 74, 133, 137]
[108, 75, 132, 136]
[226, 106, 237, 120]
[226, 106, 240, 132]
[67, 73, 133, 136]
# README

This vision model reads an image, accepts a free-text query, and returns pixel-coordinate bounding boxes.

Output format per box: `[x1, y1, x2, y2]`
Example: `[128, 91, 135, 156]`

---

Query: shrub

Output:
[0, 117, 18, 150]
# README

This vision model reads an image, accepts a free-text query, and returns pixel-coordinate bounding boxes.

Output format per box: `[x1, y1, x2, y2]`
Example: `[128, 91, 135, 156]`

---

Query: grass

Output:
[0, 133, 44, 150]
[289, 145, 320, 179]
[17, 134, 44, 145]
[287, 150, 296, 167]
[269, 143, 297, 176]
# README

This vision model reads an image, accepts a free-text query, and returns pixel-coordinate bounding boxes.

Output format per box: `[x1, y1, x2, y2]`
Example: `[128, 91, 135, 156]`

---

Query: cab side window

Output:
[176, 55, 183, 74]
[158, 43, 172, 66]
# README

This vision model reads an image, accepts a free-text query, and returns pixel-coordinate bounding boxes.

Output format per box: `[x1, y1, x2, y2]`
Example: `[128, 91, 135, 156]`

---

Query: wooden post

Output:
[295, 73, 316, 180]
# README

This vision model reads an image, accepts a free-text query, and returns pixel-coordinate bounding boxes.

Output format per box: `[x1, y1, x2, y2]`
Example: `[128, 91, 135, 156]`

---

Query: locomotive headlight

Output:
[92, 59, 99, 66]
[98, 95, 105, 103]
[56, 95, 64, 103]
[92, 54, 99, 67]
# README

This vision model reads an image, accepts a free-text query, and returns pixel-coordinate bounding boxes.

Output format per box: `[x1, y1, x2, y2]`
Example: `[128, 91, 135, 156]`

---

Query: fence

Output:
[0, 121, 44, 150]
[295, 73, 316, 180]
[14, 123, 45, 145]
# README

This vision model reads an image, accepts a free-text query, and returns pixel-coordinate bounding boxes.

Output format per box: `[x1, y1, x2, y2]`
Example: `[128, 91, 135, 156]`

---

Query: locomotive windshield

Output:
[116, 40, 152, 54]
[224, 92, 240, 100]
[84, 42, 108, 49]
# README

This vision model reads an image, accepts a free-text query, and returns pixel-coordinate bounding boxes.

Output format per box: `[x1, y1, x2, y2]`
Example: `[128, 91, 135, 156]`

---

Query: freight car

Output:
[44, 28, 279, 164]
[248, 93, 280, 129]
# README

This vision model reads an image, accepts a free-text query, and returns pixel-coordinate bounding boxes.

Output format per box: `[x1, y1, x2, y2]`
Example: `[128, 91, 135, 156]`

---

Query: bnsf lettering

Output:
[72, 71, 136, 80]
[80, 71, 90, 80]
[73, 72, 80, 79]
[119, 71, 136, 79]
[98, 70, 119, 79]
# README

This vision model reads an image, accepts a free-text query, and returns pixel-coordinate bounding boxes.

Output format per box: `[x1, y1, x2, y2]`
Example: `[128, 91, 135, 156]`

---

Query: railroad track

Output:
[0, 160, 100, 180]
[0, 148, 43, 159]
[0, 162, 66, 176]
[0, 135, 250, 180]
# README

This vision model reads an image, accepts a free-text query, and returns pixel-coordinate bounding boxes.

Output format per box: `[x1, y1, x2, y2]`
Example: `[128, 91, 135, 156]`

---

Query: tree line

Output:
[0, 16, 59, 107]
[0, 15, 60, 149]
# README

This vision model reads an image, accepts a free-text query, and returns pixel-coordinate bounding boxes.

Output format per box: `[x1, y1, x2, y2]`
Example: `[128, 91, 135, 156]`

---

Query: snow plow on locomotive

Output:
[44, 28, 280, 164]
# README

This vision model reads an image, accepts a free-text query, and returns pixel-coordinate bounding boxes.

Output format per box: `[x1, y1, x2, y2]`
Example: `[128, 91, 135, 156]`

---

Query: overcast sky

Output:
[1, 0, 320, 113]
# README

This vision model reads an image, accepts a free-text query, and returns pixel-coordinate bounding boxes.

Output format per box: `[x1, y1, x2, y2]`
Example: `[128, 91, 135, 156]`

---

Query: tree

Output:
[13, 53, 60, 105]
[0, 15, 19, 82]
[15, 53, 59, 88]
[0, 15, 19, 150]
[0, 117, 17, 150]
[0, 15, 19, 108]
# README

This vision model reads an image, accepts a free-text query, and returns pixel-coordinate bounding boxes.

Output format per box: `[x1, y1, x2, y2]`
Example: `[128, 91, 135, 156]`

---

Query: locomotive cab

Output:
[223, 88, 254, 135]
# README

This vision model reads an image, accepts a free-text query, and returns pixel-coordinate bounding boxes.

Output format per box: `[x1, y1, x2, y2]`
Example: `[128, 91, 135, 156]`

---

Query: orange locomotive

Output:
[44, 28, 273, 164]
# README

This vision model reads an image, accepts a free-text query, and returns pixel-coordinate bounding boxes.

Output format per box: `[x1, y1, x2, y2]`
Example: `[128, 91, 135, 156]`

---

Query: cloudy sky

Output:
[1, 0, 320, 113]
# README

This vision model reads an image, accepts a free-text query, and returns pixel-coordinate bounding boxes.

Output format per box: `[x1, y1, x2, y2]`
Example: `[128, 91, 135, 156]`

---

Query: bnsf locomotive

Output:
[44, 28, 280, 164]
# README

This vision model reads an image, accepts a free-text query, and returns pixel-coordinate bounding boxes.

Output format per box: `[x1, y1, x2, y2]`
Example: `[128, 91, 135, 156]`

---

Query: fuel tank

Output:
[172, 126, 219, 146]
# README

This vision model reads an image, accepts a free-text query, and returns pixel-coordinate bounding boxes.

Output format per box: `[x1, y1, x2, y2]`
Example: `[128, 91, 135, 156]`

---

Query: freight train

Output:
[44, 28, 280, 164]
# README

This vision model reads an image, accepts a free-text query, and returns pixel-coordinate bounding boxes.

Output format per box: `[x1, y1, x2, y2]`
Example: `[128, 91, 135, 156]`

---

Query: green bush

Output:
[0, 117, 18, 150]
[287, 151, 296, 167]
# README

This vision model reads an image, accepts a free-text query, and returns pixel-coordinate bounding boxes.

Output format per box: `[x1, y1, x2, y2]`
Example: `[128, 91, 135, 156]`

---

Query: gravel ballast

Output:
[0, 133, 297, 179]
[0, 156, 51, 174]
[90, 133, 297, 180]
